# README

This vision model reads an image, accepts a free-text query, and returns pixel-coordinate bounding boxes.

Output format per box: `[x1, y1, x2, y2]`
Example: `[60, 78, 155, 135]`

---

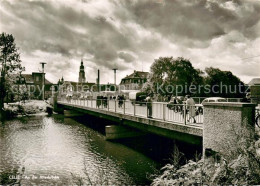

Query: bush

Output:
[152, 129, 260, 185]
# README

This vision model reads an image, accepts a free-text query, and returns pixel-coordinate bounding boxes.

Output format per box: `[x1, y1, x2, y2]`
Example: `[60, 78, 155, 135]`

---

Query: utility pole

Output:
[40, 62, 46, 100]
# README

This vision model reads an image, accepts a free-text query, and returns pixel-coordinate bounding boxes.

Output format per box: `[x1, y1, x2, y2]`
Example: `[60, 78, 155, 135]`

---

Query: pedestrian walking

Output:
[146, 95, 152, 118]
[118, 95, 124, 108]
[185, 95, 196, 123]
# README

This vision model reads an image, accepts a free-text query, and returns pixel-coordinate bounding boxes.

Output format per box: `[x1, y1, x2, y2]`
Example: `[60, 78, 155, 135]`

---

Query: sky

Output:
[0, 0, 259, 84]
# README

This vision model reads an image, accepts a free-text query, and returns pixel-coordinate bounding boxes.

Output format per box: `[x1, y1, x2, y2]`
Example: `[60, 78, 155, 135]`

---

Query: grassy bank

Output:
[4, 100, 49, 118]
[152, 128, 260, 185]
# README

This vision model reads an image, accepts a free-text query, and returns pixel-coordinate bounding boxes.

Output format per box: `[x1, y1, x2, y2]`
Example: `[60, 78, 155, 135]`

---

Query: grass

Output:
[151, 126, 260, 185]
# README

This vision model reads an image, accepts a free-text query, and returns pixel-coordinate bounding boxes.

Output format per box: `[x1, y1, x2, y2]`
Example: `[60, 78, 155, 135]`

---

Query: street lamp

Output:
[40, 62, 46, 100]
[112, 68, 118, 91]
[112, 68, 118, 85]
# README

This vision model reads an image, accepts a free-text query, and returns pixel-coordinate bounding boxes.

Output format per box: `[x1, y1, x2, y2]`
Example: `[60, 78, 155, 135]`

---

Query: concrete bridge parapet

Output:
[203, 102, 256, 160]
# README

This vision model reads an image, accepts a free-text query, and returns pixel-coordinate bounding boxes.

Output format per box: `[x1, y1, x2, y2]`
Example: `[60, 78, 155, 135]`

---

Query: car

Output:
[129, 91, 147, 105]
[195, 97, 227, 114]
[135, 92, 147, 105]
[201, 97, 227, 104]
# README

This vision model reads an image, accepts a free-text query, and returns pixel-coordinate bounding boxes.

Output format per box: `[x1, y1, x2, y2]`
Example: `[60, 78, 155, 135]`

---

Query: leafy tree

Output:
[0, 33, 24, 117]
[204, 67, 245, 98]
[147, 57, 203, 97]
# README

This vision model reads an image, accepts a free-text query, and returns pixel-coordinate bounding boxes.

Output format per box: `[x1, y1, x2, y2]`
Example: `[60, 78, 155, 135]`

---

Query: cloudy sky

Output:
[0, 0, 259, 84]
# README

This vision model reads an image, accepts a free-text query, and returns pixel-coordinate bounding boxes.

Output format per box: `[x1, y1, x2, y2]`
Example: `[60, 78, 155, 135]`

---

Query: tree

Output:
[147, 57, 203, 97]
[204, 67, 245, 98]
[0, 33, 23, 117]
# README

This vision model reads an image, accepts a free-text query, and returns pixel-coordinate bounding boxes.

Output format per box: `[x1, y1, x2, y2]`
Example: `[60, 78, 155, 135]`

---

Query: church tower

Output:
[78, 59, 86, 83]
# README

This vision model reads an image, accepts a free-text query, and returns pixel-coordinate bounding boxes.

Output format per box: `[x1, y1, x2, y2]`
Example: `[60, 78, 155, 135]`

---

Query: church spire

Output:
[78, 59, 86, 83]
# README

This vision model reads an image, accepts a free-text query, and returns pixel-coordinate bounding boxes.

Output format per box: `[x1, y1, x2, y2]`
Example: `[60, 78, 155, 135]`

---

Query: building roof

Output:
[248, 78, 260, 85]
[21, 73, 53, 84]
[45, 79, 52, 84]
[122, 71, 149, 80]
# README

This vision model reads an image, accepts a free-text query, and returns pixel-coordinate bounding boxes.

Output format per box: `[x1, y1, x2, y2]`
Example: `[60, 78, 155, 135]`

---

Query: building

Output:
[120, 70, 149, 90]
[247, 78, 260, 104]
[60, 81, 96, 95]
[58, 60, 97, 97]
[78, 59, 86, 83]
[58, 60, 119, 98]
[9, 72, 56, 101]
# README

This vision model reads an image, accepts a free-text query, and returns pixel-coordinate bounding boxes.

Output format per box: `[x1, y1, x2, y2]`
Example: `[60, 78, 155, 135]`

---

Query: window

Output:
[218, 99, 227, 102]
[36, 76, 39, 81]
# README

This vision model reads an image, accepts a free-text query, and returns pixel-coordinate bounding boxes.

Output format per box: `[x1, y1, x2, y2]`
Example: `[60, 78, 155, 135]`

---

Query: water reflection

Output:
[0, 115, 157, 185]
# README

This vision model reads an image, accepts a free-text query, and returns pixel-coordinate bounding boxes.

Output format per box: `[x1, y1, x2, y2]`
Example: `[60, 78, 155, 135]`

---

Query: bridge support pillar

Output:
[105, 125, 144, 140]
[64, 110, 84, 117]
[52, 93, 64, 114]
[203, 102, 255, 160]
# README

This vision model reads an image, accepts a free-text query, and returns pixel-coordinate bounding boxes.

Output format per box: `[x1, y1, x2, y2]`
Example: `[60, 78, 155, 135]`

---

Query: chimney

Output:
[97, 69, 100, 92]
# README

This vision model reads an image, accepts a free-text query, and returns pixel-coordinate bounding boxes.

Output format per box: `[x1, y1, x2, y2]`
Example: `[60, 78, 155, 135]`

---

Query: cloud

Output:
[118, 52, 135, 62]
[117, 0, 260, 47]
[0, 0, 259, 84]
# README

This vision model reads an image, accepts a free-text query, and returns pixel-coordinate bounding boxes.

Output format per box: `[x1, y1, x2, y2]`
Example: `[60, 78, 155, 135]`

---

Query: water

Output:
[0, 114, 158, 185]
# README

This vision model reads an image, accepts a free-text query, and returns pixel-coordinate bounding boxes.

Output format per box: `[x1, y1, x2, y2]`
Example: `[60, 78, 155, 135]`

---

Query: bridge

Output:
[55, 97, 256, 161]
[56, 98, 203, 145]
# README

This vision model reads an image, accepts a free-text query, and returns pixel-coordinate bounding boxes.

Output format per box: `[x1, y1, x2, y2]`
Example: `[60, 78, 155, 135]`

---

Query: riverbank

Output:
[152, 128, 260, 185]
[4, 100, 50, 118]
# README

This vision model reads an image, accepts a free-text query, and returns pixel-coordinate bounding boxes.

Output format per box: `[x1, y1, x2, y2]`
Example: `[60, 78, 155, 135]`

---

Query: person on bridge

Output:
[146, 95, 153, 118]
[97, 95, 102, 108]
[118, 95, 124, 108]
[185, 95, 196, 123]
[103, 96, 108, 108]
[66, 94, 72, 103]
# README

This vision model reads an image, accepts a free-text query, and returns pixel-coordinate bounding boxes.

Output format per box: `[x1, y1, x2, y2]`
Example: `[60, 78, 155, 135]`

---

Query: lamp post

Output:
[112, 68, 117, 85]
[112, 68, 118, 91]
[40, 62, 46, 100]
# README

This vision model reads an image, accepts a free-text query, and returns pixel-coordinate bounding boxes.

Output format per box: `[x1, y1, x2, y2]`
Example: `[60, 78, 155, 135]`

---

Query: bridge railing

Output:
[59, 98, 203, 125]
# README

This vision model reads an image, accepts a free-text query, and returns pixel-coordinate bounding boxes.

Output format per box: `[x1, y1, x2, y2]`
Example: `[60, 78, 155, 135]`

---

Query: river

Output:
[0, 114, 158, 185]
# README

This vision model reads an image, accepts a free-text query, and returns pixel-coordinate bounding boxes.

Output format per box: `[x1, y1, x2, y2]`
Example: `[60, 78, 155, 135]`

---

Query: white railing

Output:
[59, 98, 204, 125]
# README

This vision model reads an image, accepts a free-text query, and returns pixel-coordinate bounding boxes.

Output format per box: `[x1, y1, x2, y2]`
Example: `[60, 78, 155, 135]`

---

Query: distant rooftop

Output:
[248, 78, 260, 85]
[21, 74, 52, 84]
[122, 70, 149, 79]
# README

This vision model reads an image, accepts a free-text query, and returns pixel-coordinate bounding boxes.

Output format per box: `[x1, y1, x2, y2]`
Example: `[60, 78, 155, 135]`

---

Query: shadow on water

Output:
[62, 112, 202, 166]
[51, 114, 157, 184]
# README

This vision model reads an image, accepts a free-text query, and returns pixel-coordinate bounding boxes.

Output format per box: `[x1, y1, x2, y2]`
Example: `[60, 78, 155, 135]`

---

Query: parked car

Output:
[129, 91, 147, 105]
[197, 97, 227, 114]
[201, 97, 227, 104]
